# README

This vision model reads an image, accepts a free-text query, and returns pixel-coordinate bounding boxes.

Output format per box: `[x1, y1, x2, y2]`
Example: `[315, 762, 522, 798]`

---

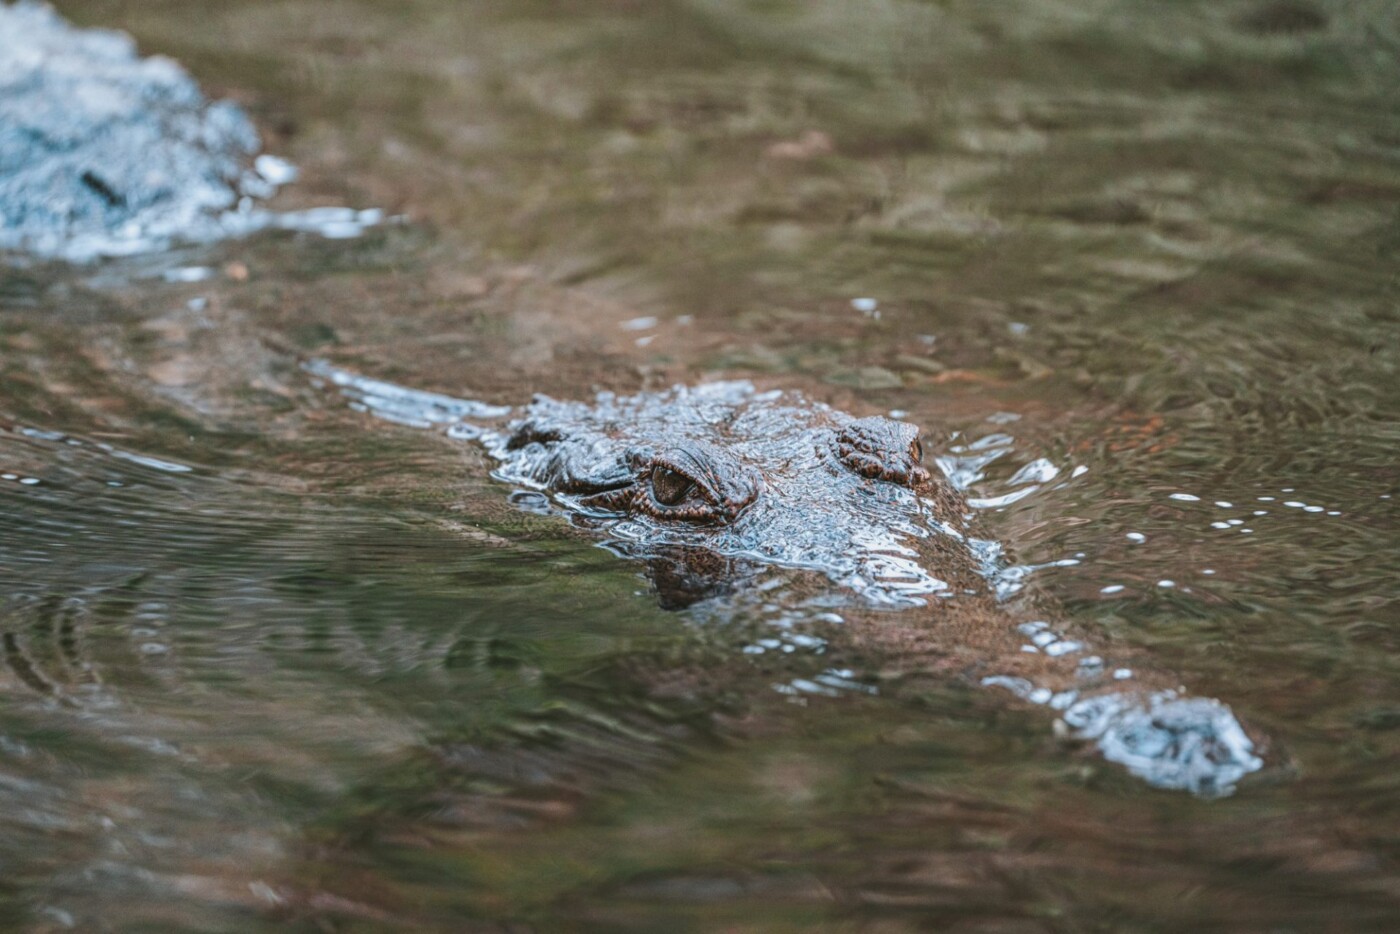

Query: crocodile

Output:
[311, 361, 1264, 796]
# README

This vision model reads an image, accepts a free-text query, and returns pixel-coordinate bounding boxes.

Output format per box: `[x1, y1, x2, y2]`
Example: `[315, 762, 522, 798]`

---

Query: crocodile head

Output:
[489, 382, 979, 607]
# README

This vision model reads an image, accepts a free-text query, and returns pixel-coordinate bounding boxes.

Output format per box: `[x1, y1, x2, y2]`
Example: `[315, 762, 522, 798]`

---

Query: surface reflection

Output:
[0, 0, 1398, 928]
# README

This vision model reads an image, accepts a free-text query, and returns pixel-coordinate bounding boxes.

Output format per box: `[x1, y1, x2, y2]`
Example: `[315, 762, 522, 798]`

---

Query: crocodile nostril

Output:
[835, 417, 929, 489]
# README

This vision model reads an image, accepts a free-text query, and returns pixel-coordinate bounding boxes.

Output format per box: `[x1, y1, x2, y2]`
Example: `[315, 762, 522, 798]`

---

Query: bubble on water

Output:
[1170, 493, 1201, 502]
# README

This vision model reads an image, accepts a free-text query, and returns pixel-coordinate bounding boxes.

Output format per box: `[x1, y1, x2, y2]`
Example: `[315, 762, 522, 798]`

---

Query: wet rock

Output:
[992, 347, 1053, 380]
[894, 353, 947, 375]
[717, 343, 788, 371]
[0, 2, 291, 260]
[824, 366, 905, 390]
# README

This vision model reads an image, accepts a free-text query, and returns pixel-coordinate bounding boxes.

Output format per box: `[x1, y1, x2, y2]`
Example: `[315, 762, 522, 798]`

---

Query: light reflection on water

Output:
[2, 0, 1400, 928]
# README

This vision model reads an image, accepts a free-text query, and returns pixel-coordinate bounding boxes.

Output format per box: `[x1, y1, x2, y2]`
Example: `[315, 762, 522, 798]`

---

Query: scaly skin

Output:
[482, 380, 976, 606]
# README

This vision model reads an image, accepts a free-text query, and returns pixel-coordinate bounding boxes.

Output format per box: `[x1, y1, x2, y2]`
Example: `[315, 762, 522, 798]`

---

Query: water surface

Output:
[4, 0, 1400, 929]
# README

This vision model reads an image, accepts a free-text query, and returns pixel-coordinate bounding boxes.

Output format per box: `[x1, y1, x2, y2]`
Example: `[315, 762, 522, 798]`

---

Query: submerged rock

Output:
[0, 2, 376, 261]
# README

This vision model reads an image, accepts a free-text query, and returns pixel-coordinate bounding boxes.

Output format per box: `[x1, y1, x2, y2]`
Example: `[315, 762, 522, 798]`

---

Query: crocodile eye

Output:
[911, 439, 923, 463]
[651, 465, 696, 506]
[639, 442, 759, 523]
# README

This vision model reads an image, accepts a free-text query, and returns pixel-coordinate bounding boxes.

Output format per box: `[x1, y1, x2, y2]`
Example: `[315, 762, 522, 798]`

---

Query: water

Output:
[3, 0, 1400, 928]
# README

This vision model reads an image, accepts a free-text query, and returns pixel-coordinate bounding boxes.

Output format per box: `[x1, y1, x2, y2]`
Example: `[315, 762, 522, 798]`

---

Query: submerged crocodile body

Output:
[312, 362, 1263, 796]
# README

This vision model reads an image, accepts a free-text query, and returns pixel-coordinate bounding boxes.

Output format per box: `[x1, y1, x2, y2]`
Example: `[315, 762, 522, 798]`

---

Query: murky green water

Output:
[4, 0, 1400, 929]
